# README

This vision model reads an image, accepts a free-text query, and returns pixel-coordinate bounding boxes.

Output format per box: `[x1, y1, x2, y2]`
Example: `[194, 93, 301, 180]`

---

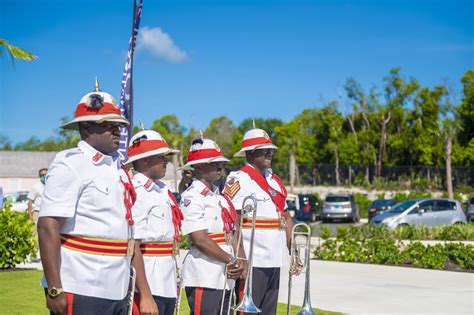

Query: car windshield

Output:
[387, 200, 417, 213]
[326, 196, 350, 202]
[372, 200, 392, 207]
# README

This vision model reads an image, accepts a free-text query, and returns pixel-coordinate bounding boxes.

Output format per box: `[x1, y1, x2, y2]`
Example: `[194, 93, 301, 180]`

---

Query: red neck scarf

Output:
[219, 194, 238, 234]
[167, 190, 184, 242]
[240, 165, 287, 216]
[120, 165, 137, 226]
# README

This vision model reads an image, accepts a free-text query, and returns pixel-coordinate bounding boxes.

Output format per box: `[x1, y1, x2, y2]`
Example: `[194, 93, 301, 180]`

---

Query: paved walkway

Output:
[279, 260, 474, 315]
[20, 258, 473, 314]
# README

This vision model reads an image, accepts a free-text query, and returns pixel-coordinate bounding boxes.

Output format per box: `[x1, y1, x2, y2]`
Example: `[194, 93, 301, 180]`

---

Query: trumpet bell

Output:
[233, 295, 262, 313]
[296, 304, 316, 315]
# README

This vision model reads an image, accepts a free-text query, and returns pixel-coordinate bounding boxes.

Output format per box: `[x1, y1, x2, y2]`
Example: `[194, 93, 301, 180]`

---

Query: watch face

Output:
[50, 288, 58, 295]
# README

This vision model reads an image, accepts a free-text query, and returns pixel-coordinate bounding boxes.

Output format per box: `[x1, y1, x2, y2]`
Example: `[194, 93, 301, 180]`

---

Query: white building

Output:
[0, 151, 182, 194]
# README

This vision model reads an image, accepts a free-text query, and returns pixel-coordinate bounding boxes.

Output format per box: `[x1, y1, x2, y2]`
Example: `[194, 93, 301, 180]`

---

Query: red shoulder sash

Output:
[240, 165, 287, 216]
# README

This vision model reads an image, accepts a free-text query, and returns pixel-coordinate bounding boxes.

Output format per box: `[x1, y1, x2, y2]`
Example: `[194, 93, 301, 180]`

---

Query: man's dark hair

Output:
[38, 168, 48, 175]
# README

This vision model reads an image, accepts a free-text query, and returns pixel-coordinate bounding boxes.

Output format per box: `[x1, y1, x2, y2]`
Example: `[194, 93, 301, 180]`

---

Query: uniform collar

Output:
[245, 163, 273, 178]
[192, 179, 218, 196]
[133, 172, 165, 192]
[78, 140, 120, 166]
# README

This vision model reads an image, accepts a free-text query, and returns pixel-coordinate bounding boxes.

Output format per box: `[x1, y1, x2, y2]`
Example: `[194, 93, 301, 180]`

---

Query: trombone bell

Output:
[233, 294, 262, 313]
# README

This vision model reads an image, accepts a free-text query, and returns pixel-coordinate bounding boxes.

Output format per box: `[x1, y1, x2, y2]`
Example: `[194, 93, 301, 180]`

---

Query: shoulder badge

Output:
[200, 187, 211, 196]
[92, 152, 104, 163]
[144, 178, 154, 190]
[224, 179, 241, 199]
[268, 188, 277, 197]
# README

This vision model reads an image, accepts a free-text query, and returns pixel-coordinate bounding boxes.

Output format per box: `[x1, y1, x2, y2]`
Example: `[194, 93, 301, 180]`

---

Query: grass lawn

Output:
[0, 270, 341, 315]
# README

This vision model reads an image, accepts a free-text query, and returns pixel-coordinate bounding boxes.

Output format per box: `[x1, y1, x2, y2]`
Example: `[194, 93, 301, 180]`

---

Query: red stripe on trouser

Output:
[194, 287, 203, 315]
[65, 292, 74, 315]
[238, 280, 245, 315]
[132, 293, 140, 315]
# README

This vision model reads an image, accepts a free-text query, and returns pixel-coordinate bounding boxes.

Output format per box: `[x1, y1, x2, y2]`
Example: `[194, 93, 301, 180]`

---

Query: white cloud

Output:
[137, 26, 188, 63]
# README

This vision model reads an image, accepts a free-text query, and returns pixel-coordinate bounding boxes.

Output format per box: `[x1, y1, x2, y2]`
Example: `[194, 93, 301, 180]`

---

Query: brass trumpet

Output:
[287, 223, 315, 315]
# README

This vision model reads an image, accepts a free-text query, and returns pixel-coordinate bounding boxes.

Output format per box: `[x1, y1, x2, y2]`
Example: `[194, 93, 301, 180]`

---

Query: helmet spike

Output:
[139, 119, 145, 131]
[252, 118, 256, 129]
[199, 129, 204, 139]
[94, 77, 100, 92]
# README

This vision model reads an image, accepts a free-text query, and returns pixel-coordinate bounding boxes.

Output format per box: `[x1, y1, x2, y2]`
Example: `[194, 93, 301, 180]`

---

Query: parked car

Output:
[295, 194, 321, 222]
[321, 194, 360, 223]
[286, 193, 299, 218]
[3, 191, 29, 212]
[466, 195, 474, 222]
[371, 198, 467, 229]
[368, 199, 397, 222]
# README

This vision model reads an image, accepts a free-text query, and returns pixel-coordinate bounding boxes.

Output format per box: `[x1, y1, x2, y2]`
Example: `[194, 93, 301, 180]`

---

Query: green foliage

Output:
[402, 242, 446, 269]
[392, 191, 432, 203]
[0, 38, 38, 64]
[0, 202, 36, 269]
[354, 193, 371, 218]
[314, 225, 474, 271]
[445, 243, 474, 270]
[320, 223, 474, 241]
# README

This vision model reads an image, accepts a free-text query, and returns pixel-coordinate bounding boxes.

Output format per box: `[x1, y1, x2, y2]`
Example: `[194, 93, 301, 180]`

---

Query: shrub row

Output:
[314, 225, 474, 271]
[319, 223, 474, 241]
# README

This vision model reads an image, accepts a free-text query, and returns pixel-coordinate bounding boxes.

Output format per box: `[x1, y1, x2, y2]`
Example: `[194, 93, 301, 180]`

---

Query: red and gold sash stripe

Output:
[242, 218, 282, 230]
[140, 241, 175, 256]
[60, 234, 130, 256]
[208, 232, 226, 245]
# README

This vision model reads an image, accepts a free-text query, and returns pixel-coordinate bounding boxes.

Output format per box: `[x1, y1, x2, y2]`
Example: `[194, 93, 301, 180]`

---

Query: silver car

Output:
[371, 198, 467, 229]
[322, 194, 360, 223]
[466, 196, 474, 222]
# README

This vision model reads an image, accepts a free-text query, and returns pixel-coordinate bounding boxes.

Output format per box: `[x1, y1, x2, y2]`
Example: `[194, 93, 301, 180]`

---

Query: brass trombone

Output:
[287, 223, 315, 315]
[231, 195, 262, 313]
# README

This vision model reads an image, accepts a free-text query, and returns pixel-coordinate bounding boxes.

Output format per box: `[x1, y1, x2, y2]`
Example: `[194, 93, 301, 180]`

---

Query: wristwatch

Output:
[228, 255, 238, 265]
[47, 287, 64, 298]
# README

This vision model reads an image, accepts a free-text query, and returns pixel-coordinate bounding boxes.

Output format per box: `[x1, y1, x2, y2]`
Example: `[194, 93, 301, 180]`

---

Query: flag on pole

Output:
[119, 0, 144, 162]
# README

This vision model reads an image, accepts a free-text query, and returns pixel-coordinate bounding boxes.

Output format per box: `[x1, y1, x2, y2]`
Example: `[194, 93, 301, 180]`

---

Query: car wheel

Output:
[453, 221, 465, 225]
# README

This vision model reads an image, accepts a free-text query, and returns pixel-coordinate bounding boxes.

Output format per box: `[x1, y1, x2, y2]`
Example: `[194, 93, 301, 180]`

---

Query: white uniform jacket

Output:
[39, 140, 132, 300]
[180, 180, 234, 290]
[224, 165, 289, 268]
[132, 172, 178, 298]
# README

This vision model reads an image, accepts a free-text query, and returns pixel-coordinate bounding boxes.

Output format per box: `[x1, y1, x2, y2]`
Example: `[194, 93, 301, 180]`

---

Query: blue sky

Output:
[1, 0, 473, 144]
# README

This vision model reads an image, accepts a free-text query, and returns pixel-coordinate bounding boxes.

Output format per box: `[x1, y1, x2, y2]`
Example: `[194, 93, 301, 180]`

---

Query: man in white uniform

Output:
[180, 138, 245, 315]
[38, 81, 136, 314]
[224, 128, 294, 315]
[126, 129, 183, 315]
[28, 167, 47, 259]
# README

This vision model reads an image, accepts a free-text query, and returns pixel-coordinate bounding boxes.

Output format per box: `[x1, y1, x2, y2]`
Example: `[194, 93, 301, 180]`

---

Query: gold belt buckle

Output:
[126, 240, 135, 256]
[279, 217, 286, 230]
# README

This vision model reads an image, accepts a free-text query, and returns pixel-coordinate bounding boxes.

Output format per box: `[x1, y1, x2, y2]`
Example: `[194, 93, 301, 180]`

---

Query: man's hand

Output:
[239, 259, 249, 280]
[139, 294, 159, 315]
[46, 294, 67, 315]
[227, 258, 245, 280]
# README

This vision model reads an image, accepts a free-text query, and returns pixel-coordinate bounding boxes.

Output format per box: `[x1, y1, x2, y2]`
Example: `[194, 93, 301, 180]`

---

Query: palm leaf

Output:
[0, 38, 38, 64]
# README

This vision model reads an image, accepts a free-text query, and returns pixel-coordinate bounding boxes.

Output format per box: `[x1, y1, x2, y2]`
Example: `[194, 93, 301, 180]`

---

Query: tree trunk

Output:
[377, 121, 387, 178]
[445, 136, 453, 199]
[335, 149, 340, 186]
[348, 165, 352, 185]
[289, 151, 296, 193]
[172, 153, 179, 192]
[311, 165, 317, 186]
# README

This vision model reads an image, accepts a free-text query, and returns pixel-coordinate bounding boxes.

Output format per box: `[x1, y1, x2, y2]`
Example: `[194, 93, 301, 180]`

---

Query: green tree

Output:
[0, 39, 37, 64]
[204, 116, 237, 158]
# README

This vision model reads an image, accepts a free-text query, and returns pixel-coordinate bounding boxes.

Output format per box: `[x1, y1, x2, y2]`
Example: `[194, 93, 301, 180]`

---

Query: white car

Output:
[371, 198, 467, 229]
[3, 191, 29, 212]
